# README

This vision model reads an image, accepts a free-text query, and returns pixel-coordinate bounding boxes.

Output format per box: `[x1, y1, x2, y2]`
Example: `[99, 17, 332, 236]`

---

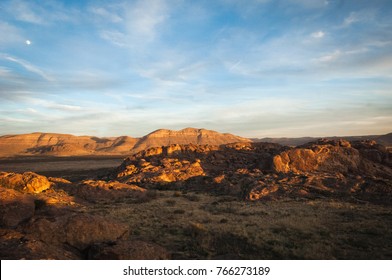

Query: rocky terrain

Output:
[0, 128, 250, 157]
[1, 137, 391, 259]
[253, 132, 392, 148]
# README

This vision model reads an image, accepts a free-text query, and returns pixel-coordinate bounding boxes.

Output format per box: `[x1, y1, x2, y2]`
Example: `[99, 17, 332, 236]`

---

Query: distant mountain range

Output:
[252, 132, 392, 147]
[0, 128, 390, 157]
[0, 128, 250, 157]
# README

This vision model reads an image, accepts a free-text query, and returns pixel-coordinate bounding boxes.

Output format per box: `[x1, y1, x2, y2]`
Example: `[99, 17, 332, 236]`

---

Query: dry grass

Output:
[87, 190, 392, 259]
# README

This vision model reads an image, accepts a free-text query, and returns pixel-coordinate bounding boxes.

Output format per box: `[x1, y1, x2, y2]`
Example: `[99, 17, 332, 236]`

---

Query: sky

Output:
[0, 0, 391, 138]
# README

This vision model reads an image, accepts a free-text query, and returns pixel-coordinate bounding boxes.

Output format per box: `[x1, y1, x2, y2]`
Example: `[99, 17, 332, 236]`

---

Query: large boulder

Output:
[0, 188, 35, 228]
[0, 229, 81, 260]
[0, 172, 51, 193]
[272, 139, 392, 178]
[26, 214, 129, 251]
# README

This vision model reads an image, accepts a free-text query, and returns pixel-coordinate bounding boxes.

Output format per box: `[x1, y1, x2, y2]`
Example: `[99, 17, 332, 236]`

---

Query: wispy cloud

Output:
[44, 103, 82, 112]
[4, 0, 78, 25]
[343, 10, 376, 27]
[96, 0, 169, 48]
[0, 54, 53, 81]
[311, 31, 325, 39]
[89, 6, 123, 23]
[0, 21, 24, 45]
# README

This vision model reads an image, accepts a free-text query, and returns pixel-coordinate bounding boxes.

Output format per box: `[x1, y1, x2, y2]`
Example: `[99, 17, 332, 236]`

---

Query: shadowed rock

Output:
[0, 188, 35, 228]
[0, 229, 81, 260]
[25, 213, 129, 251]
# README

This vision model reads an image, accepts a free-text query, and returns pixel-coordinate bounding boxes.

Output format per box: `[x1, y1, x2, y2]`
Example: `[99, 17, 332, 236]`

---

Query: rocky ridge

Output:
[0, 128, 250, 157]
[114, 139, 391, 203]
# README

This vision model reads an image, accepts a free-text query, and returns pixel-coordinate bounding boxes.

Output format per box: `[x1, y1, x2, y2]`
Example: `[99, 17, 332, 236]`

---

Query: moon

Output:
[25, 40, 31, 45]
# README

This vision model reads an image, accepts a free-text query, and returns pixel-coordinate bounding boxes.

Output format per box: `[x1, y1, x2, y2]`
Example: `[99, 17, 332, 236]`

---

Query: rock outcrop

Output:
[114, 140, 392, 203]
[272, 139, 392, 178]
[25, 214, 129, 251]
[0, 188, 35, 228]
[0, 172, 51, 193]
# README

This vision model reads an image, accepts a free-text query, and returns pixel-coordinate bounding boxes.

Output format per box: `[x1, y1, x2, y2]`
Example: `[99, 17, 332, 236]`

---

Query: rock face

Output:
[272, 139, 392, 178]
[0, 172, 51, 193]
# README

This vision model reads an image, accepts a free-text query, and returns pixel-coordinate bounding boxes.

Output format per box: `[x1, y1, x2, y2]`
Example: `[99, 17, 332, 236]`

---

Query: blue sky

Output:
[0, 0, 391, 138]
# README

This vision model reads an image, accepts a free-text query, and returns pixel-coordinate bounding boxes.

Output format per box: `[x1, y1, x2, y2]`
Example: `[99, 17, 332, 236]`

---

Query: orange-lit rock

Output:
[0, 172, 51, 193]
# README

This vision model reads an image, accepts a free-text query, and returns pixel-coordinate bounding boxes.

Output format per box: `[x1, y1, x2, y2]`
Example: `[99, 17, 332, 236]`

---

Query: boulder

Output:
[0, 188, 35, 228]
[26, 214, 129, 251]
[0, 172, 51, 193]
[0, 229, 81, 260]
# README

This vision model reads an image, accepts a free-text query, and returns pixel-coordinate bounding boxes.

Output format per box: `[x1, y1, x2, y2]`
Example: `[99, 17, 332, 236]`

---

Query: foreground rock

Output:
[0, 172, 51, 193]
[25, 213, 129, 251]
[0, 188, 35, 228]
[0, 229, 81, 260]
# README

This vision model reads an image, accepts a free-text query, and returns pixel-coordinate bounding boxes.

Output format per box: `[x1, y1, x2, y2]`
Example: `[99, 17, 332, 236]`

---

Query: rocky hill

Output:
[0, 128, 250, 157]
[114, 139, 392, 203]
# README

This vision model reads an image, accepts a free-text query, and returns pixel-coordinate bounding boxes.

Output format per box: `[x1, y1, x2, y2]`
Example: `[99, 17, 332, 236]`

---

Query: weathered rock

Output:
[26, 214, 129, 251]
[113, 140, 392, 202]
[0, 188, 35, 228]
[88, 240, 171, 260]
[0, 229, 81, 260]
[272, 139, 392, 178]
[0, 172, 51, 193]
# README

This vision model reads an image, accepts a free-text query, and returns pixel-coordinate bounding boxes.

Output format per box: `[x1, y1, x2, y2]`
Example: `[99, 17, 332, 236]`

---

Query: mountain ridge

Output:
[0, 128, 250, 157]
[1, 129, 391, 157]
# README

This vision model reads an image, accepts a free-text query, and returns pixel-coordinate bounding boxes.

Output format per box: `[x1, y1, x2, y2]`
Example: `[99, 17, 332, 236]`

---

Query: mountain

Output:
[0, 128, 250, 157]
[130, 127, 251, 154]
[0, 133, 138, 157]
